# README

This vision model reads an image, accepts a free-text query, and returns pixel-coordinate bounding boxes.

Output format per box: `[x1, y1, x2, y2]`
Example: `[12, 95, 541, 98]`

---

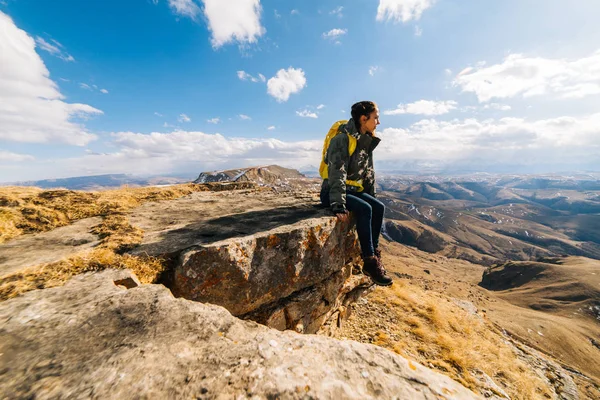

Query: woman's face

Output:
[362, 108, 380, 133]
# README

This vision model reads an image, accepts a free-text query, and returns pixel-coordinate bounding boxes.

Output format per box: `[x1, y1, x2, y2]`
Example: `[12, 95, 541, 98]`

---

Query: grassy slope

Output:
[0, 183, 232, 300]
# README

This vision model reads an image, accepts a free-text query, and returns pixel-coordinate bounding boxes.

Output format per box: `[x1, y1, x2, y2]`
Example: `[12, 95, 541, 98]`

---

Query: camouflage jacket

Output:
[321, 118, 381, 213]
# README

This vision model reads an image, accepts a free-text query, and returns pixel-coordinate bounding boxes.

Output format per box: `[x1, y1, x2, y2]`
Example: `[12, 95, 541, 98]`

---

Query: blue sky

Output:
[1, 0, 599, 182]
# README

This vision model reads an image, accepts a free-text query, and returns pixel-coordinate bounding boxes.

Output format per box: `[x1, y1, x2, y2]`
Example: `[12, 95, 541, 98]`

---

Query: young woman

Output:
[320, 101, 392, 286]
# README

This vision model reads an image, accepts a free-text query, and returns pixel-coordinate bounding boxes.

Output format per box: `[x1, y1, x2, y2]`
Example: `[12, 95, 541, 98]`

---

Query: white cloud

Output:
[323, 28, 347, 40]
[444, 68, 452, 76]
[168, 0, 201, 19]
[35, 36, 75, 62]
[267, 126, 275, 130]
[316, 104, 325, 110]
[239, 114, 251, 120]
[79, 82, 108, 94]
[376, 0, 436, 23]
[454, 50, 600, 102]
[0, 151, 34, 162]
[484, 103, 511, 111]
[290, 9, 299, 15]
[237, 70, 264, 83]
[207, 117, 221, 124]
[0, 12, 100, 146]
[154, 112, 163, 117]
[330, 6, 343, 17]
[296, 110, 318, 118]
[274, 10, 281, 19]
[414, 26, 422, 37]
[384, 100, 458, 115]
[11, 113, 598, 180]
[201, 0, 265, 48]
[178, 113, 191, 122]
[267, 67, 307, 102]
[377, 113, 600, 171]
[369, 66, 379, 76]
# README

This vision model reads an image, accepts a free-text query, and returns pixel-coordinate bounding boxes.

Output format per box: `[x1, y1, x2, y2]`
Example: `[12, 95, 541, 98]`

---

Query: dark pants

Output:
[321, 188, 385, 258]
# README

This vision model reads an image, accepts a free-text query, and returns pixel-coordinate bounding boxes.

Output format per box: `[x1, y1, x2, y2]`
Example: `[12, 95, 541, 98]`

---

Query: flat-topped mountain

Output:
[194, 165, 317, 189]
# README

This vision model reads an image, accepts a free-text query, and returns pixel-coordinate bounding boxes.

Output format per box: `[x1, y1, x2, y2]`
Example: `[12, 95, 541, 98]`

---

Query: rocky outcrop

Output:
[127, 188, 371, 334]
[0, 270, 480, 399]
[194, 165, 316, 191]
[172, 216, 370, 334]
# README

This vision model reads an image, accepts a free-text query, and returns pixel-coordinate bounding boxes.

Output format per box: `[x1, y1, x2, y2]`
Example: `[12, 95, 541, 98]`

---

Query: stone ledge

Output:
[0, 270, 480, 400]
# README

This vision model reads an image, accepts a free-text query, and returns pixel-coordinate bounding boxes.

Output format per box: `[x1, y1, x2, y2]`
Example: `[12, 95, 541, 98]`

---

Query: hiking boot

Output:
[374, 248, 382, 260]
[362, 256, 393, 286]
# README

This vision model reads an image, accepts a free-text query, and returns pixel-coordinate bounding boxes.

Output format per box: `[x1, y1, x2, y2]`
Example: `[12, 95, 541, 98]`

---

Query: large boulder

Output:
[0, 270, 480, 399]
[128, 189, 372, 334]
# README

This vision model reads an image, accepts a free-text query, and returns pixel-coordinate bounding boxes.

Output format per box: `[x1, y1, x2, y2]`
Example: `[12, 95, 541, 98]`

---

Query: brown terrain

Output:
[1, 168, 599, 399]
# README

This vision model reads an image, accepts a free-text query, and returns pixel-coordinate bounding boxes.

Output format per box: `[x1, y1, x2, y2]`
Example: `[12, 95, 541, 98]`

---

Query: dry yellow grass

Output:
[0, 182, 259, 301]
[0, 248, 166, 301]
[368, 282, 553, 399]
[0, 183, 212, 243]
[0, 209, 166, 301]
[0, 183, 228, 300]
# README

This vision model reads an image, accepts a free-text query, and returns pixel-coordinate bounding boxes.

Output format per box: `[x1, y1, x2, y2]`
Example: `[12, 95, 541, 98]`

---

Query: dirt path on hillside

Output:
[0, 217, 102, 276]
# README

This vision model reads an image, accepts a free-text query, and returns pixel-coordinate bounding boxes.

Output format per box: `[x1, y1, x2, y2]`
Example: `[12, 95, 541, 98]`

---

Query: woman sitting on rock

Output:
[320, 101, 393, 286]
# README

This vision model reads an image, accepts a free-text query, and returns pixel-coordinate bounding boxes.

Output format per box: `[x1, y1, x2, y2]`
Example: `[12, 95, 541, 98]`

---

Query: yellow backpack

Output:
[319, 120, 364, 192]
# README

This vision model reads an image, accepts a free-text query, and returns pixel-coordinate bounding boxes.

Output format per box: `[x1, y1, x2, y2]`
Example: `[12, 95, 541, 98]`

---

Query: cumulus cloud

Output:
[384, 100, 458, 115]
[453, 50, 600, 102]
[267, 126, 275, 130]
[376, 113, 600, 171]
[376, 0, 436, 23]
[11, 113, 598, 181]
[35, 37, 75, 62]
[369, 66, 379, 76]
[13, 130, 321, 180]
[414, 25, 422, 36]
[0, 12, 100, 146]
[178, 113, 191, 122]
[202, 0, 265, 48]
[267, 67, 306, 102]
[100, 88, 109, 94]
[296, 110, 318, 118]
[168, 0, 201, 19]
[323, 28, 347, 43]
[207, 117, 220, 124]
[0, 151, 34, 162]
[239, 114, 251, 120]
[237, 70, 264, 83]
[316, 104, 325, 110]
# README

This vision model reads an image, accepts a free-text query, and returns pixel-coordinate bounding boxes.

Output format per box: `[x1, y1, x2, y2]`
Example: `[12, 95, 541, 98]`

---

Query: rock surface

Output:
[0, 217, 102, 276]
[128, 188, 372, 333]
[0, 270, 480, 399]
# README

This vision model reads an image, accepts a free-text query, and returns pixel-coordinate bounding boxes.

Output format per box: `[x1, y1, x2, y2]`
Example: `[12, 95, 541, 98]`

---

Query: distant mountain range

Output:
[378, 175, 600, 265]
[3, 174, 195, 190]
